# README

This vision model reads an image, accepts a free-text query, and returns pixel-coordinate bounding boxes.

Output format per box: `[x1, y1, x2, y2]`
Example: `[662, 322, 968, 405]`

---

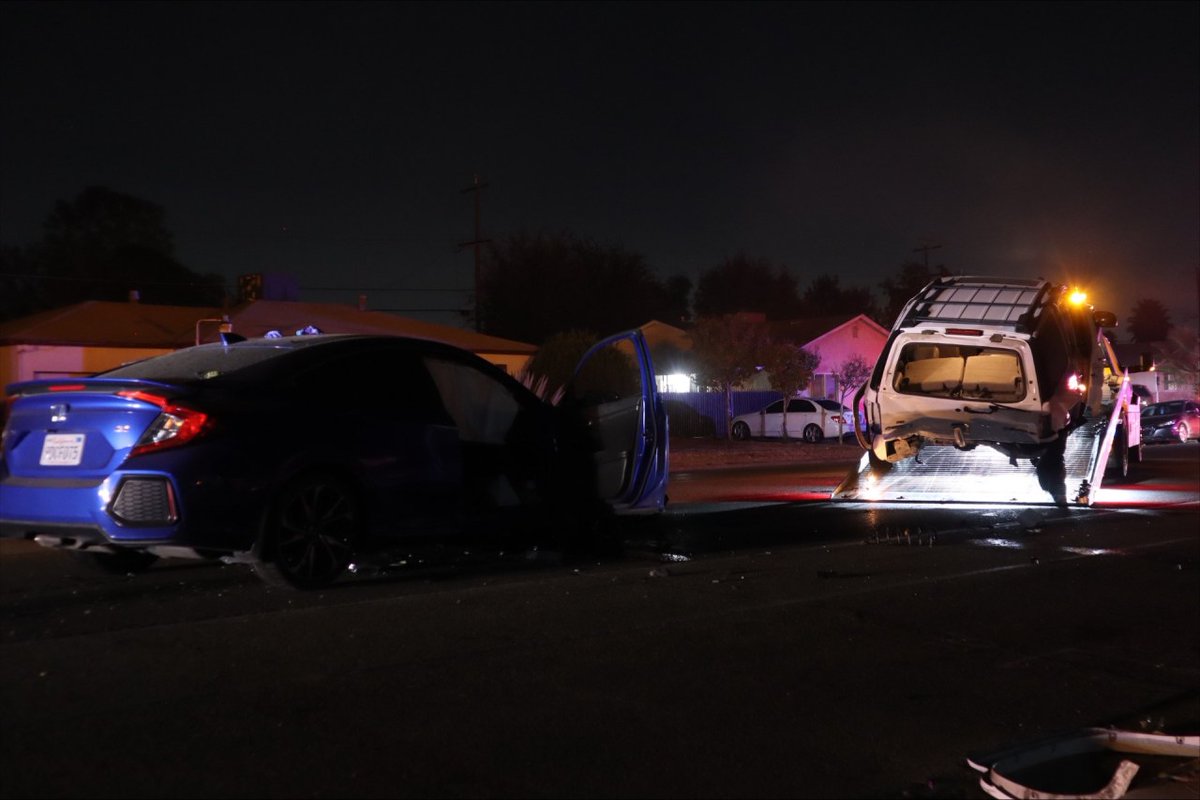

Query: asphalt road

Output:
[1, 443, 1197, 799]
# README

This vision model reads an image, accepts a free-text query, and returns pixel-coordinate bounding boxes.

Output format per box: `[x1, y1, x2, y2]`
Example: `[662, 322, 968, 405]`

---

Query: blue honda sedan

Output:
[0, 331, 668, 588]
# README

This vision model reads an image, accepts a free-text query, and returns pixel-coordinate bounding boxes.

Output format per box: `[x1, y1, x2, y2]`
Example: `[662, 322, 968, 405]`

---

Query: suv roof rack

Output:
[898, 276, 1058, 334]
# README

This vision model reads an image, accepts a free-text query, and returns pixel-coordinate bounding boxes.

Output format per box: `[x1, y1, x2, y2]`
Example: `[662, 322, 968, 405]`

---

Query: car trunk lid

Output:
[2, 378, 191, 480]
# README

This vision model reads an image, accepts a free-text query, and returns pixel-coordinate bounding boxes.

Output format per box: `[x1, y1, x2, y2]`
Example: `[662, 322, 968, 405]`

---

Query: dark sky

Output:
[2, 1, 1197, 331]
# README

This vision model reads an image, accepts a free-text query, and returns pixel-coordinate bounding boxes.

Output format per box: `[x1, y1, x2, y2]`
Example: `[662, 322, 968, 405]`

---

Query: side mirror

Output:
[1093, 310, 1117, 328]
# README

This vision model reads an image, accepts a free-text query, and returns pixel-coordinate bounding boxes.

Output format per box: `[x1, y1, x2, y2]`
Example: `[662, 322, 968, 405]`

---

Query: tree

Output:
[798, 274, 881, 320]
[832, 354, 872, 441]
[763, 341, 821, 440]
[878, 261, 950, 327]
[477, 231, 685, 344]
[519, 329, 601, 403]
[4, 186, 225, 318]
[662, 274, 693, 325]
[693, 254, 799, 320]
[1127, 298, 1172, 343]
[689, 314, 770, 437]
[0, 245, 46, 322]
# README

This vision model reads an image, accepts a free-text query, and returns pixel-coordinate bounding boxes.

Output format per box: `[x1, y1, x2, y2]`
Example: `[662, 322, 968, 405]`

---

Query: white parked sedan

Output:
[730, 398, 854, 443]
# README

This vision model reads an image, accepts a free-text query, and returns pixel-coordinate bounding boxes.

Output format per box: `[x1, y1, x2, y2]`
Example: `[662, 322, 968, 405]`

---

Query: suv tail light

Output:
[117, 391, 212, 456]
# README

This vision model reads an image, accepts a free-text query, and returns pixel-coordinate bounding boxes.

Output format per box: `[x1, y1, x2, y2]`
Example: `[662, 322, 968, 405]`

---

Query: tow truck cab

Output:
[861, 276, 1114, 464]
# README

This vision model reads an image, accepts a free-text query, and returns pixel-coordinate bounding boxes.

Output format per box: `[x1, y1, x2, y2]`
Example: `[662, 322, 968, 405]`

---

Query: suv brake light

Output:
[117, 390, 212, 456]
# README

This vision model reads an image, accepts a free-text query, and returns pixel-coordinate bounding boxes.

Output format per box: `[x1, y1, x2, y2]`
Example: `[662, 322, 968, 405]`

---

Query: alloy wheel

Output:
[259, 474, 359, 589]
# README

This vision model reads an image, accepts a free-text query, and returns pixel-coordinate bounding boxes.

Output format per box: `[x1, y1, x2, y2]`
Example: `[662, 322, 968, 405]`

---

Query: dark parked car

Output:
[0, 331, 668, 588]
[1140, 399, 1200, 444]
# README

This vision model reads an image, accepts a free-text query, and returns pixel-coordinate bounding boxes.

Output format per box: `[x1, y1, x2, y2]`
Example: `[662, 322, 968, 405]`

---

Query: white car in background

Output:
[730, 398, 854, 443]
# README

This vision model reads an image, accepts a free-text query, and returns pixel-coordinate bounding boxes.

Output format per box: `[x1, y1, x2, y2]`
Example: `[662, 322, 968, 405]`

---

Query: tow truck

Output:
[835, 277, 1141, 506]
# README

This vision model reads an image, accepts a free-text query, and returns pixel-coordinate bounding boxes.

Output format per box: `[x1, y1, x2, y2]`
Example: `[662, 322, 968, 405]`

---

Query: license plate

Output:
[39, 433, 86, 466]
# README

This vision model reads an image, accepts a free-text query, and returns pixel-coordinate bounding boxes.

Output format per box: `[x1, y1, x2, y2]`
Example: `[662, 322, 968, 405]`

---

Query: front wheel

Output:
[255, 472, 361, 589]
[802, 424, 823, 444]
[731, 421, 751, 441]
[1179, 423, 1190, 444]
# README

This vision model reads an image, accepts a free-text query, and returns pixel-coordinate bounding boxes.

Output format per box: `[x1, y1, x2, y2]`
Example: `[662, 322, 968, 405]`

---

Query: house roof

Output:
[0, 300, 537, 355]
[637, 319, 692, 350]
[0, 300, 223, 348]
[223, 301, 536, 354]
[641, 314, 886, 352]
[766, 314, 887, 346]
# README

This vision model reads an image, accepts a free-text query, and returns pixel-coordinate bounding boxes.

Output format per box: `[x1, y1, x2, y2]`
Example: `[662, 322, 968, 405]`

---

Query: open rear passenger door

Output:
[565, 330, 668, 512]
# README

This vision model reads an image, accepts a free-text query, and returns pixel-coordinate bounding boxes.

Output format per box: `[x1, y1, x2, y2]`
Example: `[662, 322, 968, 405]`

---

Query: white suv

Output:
[858, 276, 1114, 464]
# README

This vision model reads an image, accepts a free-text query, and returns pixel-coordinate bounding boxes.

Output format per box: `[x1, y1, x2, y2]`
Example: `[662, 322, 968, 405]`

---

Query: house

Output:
[637, 319, 697, 393]
[640, 313, 888, 400]
[768, 313, 889, 401]
[0, 299, 537, 388]
[1110, 328, 1200, 403]
[632, 313, 889, 438]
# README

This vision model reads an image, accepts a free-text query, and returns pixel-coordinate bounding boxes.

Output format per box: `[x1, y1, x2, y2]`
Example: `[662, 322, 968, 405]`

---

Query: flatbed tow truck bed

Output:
[833, 417, 1108, 505]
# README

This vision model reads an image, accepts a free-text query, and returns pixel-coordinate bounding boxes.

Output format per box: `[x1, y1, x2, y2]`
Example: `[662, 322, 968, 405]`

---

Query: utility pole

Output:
[458, 175, 490, 332]
[913, 241, 942, 271]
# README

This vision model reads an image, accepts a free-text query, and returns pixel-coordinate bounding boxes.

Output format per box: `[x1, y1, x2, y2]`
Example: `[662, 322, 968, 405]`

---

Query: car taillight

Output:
[117, 390, 212, 456]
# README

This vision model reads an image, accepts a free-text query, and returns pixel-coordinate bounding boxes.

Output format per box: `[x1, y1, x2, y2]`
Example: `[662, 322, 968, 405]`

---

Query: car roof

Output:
[97, 333, 504, 385]
[894, 276, 1058, 335]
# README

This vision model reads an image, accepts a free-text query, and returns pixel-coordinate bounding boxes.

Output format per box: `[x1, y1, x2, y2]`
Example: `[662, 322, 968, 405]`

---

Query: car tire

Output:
[255, 472, 360, 590]
[802, 424, 823, 444]
[73, 549, 159, 575]
[1179, 423, 1190, 444]
[731, 421, 751, 441]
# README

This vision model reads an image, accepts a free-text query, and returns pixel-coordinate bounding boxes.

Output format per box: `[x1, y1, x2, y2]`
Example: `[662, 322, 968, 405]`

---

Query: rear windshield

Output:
[892, 343, 1026, 402]
[99, 343, 295, 383]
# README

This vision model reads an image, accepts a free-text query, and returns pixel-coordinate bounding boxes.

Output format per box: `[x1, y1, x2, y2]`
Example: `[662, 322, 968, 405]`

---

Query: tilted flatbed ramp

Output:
[832, 422, 1101, 505]
[834, 374, 1136, 506]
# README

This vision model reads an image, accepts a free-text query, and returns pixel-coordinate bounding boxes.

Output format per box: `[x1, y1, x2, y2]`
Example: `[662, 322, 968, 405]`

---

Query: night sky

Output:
[2, 1, 1197, 331]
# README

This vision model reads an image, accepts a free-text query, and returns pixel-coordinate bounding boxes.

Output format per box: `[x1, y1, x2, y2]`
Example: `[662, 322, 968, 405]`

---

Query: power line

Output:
[912, 242, 942, 270]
